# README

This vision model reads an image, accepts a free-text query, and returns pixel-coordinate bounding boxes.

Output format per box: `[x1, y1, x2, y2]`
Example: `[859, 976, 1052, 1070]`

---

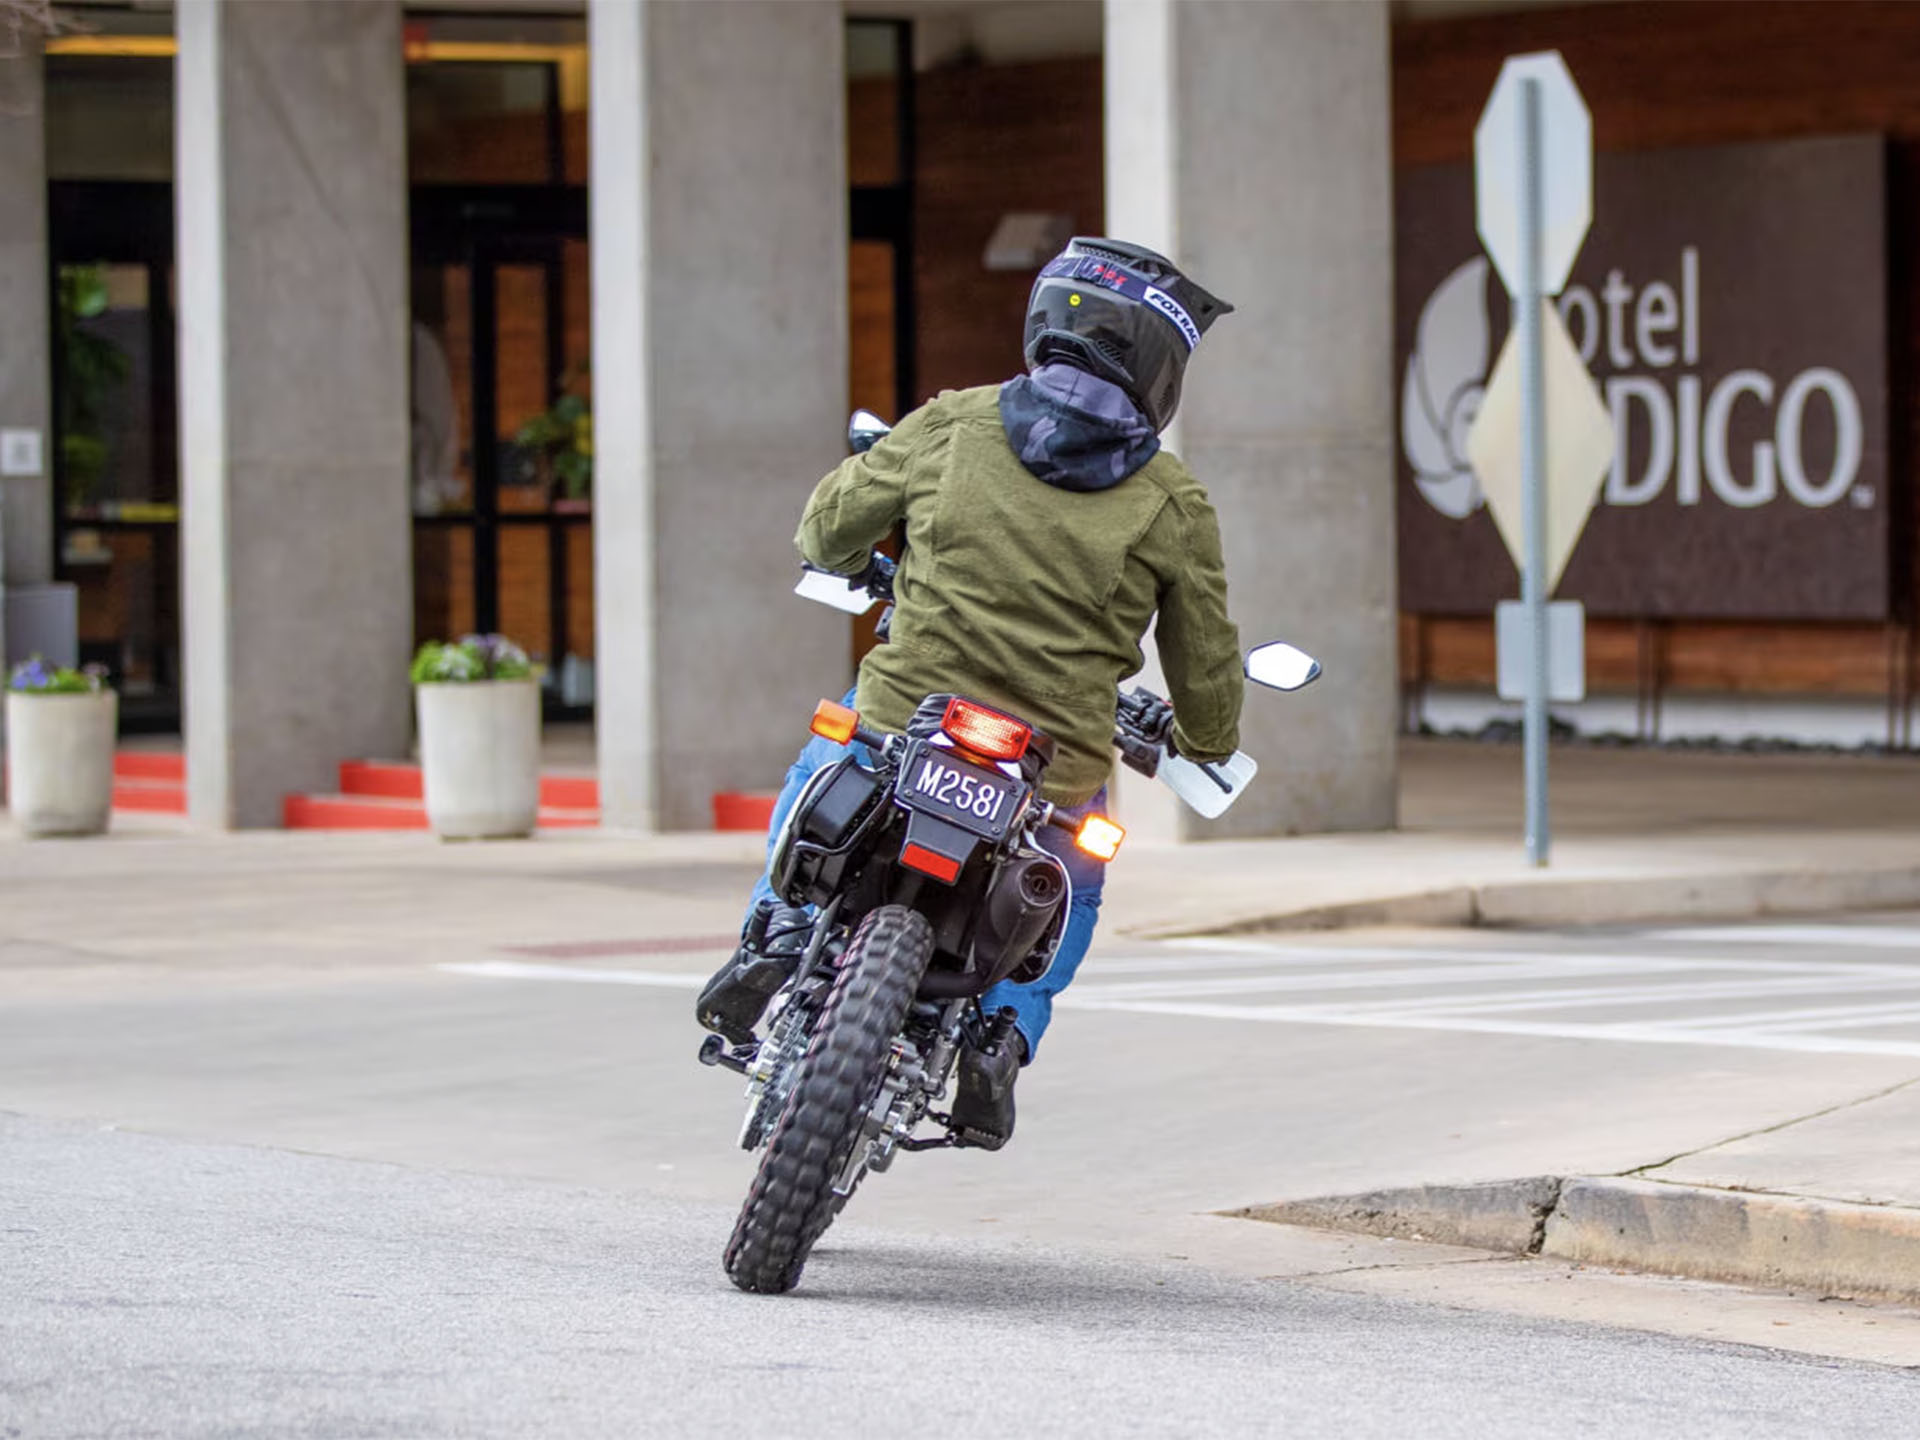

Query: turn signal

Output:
[1074, 814, 1126, 862]
[941, 697, 1031, 762]
[810, 699, 860, 745]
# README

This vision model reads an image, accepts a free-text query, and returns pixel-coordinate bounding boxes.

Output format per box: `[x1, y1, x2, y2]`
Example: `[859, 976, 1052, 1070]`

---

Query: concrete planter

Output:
[416, 680, 541, 839]
[5, 689, 117, 838]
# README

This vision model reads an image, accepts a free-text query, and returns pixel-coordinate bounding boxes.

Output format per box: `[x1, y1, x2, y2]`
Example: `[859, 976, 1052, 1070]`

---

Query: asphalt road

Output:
[7, 1113, 1915, 1440]
[7, 890, 1920, 1433]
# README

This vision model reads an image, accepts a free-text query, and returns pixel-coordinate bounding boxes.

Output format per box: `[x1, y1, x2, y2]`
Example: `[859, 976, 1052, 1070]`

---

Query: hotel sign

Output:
[1397, 134, 1888, 618]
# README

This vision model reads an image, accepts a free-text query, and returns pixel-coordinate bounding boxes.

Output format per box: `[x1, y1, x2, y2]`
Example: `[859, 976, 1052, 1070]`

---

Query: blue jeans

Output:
[747, 689, 1105, 1062]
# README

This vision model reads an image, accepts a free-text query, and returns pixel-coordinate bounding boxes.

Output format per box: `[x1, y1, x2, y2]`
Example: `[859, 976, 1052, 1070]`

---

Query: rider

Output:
[699, 236, 1244, 1148]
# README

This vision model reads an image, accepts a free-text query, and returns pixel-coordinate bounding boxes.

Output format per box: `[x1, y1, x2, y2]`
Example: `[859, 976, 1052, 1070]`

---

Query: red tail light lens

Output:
[940, 698, 1031, 762]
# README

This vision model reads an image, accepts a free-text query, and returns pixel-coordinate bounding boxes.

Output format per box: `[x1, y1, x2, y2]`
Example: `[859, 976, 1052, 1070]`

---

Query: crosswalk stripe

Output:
[1068, 954, 1721, 1003]
[438, 960, 703, 988]
[1639, 924, 1920, 950]
[1313, 970, 1920, 1019]
[1054, 996, 1920, 1058]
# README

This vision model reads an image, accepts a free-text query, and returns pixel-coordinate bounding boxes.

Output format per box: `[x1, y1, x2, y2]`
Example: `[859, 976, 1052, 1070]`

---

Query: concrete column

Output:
[176, 0, 412, 828]
[590, 0, 848, 830]
[1105, 0, 1398, 837]
[0, 31, 55, 633]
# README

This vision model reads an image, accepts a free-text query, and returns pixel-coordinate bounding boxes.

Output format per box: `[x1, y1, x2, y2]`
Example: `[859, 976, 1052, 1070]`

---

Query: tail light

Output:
[810, 699, 860, 745]
[941, 698, 1031, 762]
[1074, 814, 1126, 862]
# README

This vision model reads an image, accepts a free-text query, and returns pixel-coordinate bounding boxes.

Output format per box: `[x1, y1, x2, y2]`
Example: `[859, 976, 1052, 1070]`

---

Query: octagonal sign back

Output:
[1474, 50, 1592, 297]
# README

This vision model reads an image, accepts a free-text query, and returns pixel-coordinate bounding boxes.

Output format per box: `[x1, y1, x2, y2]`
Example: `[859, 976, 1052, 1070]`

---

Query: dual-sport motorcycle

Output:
[700, 409, 1322, 1294]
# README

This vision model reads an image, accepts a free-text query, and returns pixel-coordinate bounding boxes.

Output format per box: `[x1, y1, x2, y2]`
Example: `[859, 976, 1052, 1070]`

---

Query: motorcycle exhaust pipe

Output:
[974, 854, 1068, 986]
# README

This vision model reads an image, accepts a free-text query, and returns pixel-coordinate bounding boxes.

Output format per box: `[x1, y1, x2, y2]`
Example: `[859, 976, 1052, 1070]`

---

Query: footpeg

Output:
[698, 1034, 753, 1074]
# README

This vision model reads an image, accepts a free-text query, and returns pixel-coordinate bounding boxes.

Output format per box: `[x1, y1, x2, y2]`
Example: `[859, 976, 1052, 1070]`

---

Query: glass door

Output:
[410, 188, 592, 714]
[48, 180, 180, 731]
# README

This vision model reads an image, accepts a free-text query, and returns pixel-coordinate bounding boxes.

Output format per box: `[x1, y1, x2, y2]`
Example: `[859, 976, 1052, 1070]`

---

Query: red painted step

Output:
[112, 778, 187, 814]
[337, 759, 598, 811]
[713, 792, 778, 832]
[283, 791, 601, 832]
[283, 793, 429, 831]
[110, 751, 187, 814]
[336, 760, 423, 801]
[114, 750, 185, 782]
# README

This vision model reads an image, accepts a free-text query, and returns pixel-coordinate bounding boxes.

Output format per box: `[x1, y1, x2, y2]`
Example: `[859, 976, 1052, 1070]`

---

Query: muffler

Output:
[972, 854, 1068, 988]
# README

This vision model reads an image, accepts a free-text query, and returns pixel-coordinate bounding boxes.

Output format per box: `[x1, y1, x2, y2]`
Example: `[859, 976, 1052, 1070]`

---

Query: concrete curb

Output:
[1235, 1176, 1920, 1305]
[1233, 1178, 1561, 1254]
[1546, 1176, 1920, 1305]
[1166, 864, 1920, 937]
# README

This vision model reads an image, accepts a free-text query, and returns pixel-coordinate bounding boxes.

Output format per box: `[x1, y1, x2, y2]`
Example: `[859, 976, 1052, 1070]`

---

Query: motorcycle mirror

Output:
[848, 409, 893, 455]
[795, 565, 880, 615]
[1245, 641, 1321, 692]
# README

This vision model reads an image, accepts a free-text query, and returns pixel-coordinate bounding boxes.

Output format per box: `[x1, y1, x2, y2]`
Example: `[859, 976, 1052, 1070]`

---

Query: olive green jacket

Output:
[796, 385, 1242, 806]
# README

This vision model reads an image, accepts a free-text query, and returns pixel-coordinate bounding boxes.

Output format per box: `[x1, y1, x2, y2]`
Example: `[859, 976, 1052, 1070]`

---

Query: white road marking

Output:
[437, 928, 1920, 1059]
[1069, 955, 1756, 1003]
[1310, 971, 1920, 1019]
[1068, 929, 1920, 1058]
[1053, 996, 1920, 1058]
[1639, 923, 1920, 950]
[438, 960, 704, 988]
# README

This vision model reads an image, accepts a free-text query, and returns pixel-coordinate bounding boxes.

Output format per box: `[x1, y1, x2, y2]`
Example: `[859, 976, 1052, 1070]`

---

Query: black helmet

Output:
[1022, 236, 1234, 432]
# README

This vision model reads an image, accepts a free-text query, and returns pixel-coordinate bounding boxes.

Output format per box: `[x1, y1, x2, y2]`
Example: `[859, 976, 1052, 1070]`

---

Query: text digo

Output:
[1556, 249, 1868, 511]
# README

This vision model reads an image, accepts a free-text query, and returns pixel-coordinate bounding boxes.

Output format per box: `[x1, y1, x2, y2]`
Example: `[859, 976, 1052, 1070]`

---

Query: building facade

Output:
[7, 0, 1908, 837]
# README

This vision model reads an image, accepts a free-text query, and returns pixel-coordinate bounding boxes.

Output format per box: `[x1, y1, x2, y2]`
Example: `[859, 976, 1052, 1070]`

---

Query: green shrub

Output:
[8, 656, 110, 694]
[410, 634, 537, 684]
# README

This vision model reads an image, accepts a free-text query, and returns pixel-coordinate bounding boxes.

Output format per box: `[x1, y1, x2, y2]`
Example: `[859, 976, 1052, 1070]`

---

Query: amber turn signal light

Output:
[1074, 813, 1126, 862]
[810, 699, 860, 746]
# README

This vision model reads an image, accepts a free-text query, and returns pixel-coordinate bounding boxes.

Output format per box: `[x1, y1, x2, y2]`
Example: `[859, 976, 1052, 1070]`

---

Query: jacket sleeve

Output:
[1151, 494, 1244, 763]
[794, 402, 930, 575]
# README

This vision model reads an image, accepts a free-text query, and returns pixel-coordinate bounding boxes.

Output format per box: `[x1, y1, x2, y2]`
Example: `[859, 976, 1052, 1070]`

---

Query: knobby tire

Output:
[723, 905, 933, 1294]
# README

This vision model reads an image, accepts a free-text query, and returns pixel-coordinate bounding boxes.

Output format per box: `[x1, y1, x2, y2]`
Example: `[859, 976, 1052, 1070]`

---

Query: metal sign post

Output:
[1471, 51, 1600, 869]
[1517, 77, 1549, 866]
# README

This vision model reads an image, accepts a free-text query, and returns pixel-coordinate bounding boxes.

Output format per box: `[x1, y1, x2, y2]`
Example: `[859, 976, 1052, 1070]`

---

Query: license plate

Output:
[898, 746, 1022, 839]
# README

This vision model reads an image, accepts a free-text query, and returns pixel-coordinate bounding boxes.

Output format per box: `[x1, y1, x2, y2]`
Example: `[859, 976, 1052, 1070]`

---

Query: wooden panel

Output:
[410, 110, 553, 184]
[1395, 2, 1920, 167]
[913, 58, 1104, 399]
[1410, 614, 1895, 696]
[496, 526, 551, 658]
[566, 523, 593, 659]
[412, 527, 475, 645]
[849, 240, 896, 418]
[849, 75, 900, 188]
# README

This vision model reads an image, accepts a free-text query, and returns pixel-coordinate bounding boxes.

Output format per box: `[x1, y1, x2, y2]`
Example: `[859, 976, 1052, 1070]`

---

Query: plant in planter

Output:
[410, 634, 542, 839]
[5, 656, 117, 838]
[513, 370, 592, 510]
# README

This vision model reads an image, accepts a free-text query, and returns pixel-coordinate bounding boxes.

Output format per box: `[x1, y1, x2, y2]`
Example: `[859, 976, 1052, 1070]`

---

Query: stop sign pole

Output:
[1518, 78, 1550, 868]
[1475, 52, 1593, 868]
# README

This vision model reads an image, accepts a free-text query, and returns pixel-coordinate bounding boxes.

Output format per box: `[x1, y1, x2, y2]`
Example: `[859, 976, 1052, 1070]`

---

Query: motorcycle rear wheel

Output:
[723, 904, 932, 1294]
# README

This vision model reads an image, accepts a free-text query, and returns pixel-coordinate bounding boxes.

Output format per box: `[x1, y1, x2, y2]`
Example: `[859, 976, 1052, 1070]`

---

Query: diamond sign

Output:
[1466, 303, 1615, 593]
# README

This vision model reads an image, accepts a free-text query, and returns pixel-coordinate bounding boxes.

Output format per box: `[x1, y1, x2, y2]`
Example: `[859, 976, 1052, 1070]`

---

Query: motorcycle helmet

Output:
[1022, 236, 1234, 433]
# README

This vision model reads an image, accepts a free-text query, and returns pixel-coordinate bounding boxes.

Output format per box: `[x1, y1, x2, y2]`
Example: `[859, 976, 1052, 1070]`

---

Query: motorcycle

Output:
[699, 409, 1322, 1294]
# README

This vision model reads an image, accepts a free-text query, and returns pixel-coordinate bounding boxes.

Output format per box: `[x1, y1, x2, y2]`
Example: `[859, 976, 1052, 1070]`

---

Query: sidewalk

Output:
[66, 735, 1920, 940]
[1102, 737, 1920, 936]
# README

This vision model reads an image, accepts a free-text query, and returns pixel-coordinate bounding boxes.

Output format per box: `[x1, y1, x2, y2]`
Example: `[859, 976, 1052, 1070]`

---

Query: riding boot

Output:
[696, 900, 812, 1046]
[951, 1019, 1024, 1150]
